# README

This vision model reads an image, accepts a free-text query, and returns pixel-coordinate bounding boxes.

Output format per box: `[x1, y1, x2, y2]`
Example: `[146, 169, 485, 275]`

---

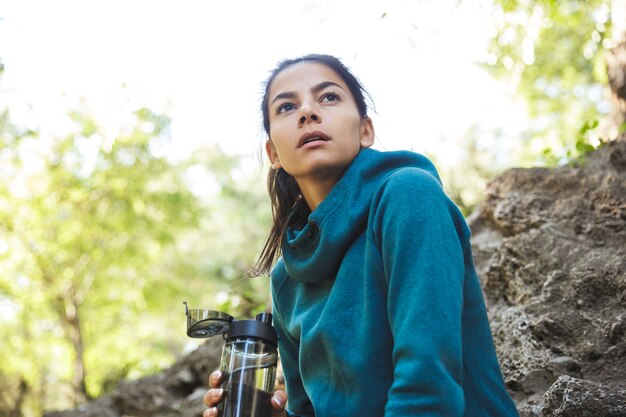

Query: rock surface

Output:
[44, 139, 626, 416]
[542, 376, 626, 416]
[470, 138, 626, 415]
[44, 339, 222, 417]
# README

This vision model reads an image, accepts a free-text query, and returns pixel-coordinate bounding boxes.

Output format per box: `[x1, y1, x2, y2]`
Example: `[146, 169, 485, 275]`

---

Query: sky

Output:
[0, 0, 525, 170]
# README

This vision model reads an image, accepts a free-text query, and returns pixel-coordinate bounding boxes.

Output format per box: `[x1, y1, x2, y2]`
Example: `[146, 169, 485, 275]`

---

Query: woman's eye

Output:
[321, 93, 339, 102]
[276, 102, 296, 114]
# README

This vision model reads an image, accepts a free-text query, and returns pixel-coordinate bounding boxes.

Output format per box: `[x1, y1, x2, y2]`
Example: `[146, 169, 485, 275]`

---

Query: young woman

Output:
[203, 54, 519, 417]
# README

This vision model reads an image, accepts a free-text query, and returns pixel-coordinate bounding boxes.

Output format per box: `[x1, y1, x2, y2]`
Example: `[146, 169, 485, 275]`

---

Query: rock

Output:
[43, 338, 223, 417]
[43, 396, 119, 417]
[471, 138, 626, 412]
[542, 376, 626, 416]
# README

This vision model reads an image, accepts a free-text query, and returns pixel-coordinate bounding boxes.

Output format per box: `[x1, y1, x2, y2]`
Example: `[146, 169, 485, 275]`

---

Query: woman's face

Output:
[265, 62, 374, 186]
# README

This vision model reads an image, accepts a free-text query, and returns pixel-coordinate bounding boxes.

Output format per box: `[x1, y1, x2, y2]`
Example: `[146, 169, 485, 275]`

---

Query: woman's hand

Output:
[203, 370, 288, 417]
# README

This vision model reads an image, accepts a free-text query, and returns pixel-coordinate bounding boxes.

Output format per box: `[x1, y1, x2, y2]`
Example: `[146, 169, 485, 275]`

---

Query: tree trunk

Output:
[9, 378, 28, 417]
[37, 263, 90, 405]
[607, 0, 626, 137]
[61, 294, 89, 405]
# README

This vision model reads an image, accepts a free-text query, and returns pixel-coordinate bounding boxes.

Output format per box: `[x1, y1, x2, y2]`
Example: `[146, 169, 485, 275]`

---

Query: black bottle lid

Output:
[226, 312, 278, 347]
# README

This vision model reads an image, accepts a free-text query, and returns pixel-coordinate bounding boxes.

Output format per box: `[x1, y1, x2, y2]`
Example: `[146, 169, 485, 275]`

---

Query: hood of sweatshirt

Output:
[280, 148, 440, 284]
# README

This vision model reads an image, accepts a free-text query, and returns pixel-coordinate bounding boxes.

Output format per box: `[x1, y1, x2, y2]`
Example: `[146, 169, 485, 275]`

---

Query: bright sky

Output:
[0, 0, 525, 169]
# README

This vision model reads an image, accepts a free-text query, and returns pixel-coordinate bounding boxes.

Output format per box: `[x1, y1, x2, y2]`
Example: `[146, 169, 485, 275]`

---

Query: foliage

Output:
[435, 126, 507, 216]
[483, 0, 613, 164]
[0, 106, 272, 415]
[180, 146, 272, 318]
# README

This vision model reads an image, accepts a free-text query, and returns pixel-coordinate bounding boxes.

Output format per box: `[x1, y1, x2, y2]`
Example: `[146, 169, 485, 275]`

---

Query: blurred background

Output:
[0, 0, 622, 415]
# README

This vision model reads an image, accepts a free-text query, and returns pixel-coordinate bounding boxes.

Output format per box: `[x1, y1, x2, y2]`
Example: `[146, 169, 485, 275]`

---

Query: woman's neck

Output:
[296, 176, 338, 212]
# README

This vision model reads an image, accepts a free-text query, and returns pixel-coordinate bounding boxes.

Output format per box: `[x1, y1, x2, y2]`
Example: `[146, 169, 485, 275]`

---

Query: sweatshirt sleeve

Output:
[271, 277, 316, 417]
[371, 167, 468, 416]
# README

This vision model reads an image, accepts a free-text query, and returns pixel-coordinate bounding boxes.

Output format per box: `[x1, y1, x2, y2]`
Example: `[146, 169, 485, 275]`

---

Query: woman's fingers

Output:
[203, 371, 223, 416]
[270, 390, 288, 417]
[208, 370, 222, 388]
[203, 388, 224, 407]
[203, 407, 218, 417]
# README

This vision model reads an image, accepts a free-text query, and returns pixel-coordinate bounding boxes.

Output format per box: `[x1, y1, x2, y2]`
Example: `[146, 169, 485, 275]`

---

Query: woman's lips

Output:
[298, 130, 331, 148]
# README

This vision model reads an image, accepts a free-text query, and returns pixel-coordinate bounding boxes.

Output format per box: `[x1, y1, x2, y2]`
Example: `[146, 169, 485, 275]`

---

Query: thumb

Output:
[271, 390, 288, 417]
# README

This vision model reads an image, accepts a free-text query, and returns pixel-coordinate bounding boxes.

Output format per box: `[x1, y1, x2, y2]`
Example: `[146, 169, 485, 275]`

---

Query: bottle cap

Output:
[225, 312, 278, 347]
[184, 302, 234, 338]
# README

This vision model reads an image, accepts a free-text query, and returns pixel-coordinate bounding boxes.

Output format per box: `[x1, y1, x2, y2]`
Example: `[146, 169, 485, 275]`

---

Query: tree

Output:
[606, 0, 626, 135]
[0, 106, 203, 413]
[179, 144, 273, 318]
[0, 98, 276, 415]
[483, 0, 626, 164]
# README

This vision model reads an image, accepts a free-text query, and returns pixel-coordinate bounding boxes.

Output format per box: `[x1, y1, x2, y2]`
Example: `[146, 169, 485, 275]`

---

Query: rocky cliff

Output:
[45, 139, 626, 417]
[469, 137, 626, 416]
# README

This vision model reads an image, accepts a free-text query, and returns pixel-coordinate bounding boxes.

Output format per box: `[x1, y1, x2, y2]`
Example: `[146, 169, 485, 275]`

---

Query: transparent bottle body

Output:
[219, 338, 277, 417]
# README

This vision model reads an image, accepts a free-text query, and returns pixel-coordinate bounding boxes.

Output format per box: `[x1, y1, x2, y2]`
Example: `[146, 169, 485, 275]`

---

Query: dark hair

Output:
[251, 54, 372, 277]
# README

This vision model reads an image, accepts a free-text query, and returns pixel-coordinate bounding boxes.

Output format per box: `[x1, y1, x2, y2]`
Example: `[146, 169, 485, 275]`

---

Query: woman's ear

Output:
[359, 117, 375, 148]
[265, 139, 282, 170]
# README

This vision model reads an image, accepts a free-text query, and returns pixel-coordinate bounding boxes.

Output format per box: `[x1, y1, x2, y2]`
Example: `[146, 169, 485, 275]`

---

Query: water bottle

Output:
[184, 302, 278, 417]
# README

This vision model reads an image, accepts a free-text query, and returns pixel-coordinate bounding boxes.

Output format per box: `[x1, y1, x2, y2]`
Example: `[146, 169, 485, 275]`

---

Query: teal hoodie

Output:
[271, 148, 518, 417]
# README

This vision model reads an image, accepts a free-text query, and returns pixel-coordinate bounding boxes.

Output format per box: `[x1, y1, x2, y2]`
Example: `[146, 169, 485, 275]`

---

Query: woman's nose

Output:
[298, 104, 321, 126]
